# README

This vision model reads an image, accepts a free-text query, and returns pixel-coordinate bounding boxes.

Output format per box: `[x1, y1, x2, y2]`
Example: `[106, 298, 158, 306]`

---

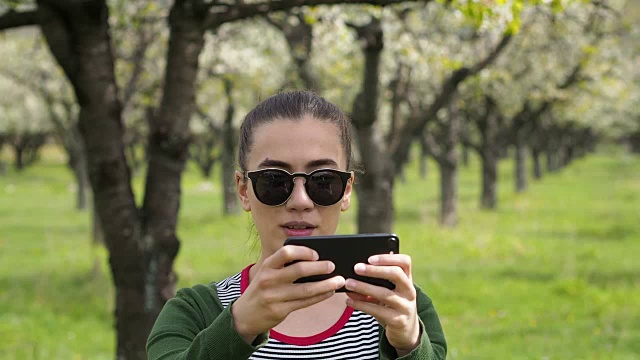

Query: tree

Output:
[462, 93, 506, 209]
[0, 1, 424, 358]
[458, 2, 623, 209]
[387, 3, 514, 225]
[0, 72, 52, 172]
[264, 9, 320, 90]
[349, 16, 396, 233]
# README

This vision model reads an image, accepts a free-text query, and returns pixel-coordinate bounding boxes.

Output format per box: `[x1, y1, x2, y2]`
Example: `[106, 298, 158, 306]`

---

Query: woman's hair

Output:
[238, 91, 353, 172]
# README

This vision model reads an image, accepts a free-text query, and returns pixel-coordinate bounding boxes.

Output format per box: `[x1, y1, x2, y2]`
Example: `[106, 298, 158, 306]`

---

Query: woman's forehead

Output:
[248, 118, 346, 170]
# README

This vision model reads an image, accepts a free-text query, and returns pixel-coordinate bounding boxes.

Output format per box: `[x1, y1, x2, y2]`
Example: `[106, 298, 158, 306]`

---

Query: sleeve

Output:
[146, 285, 269, 360]
[379, 285, 448, 360]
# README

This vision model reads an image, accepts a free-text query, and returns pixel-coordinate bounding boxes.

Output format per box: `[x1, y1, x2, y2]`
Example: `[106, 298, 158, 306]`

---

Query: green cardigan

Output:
[147, 281, 447, 359]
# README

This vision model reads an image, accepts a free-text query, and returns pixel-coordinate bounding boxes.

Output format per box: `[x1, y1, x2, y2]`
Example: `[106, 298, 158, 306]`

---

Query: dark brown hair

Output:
[238, 91, 353, 172]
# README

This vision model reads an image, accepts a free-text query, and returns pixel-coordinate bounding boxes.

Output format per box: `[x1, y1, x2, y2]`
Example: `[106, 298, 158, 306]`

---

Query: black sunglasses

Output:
[245, 168, 352, 207]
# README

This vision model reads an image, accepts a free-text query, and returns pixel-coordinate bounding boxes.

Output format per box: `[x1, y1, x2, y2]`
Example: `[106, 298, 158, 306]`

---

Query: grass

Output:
[0, 145, 639, 359]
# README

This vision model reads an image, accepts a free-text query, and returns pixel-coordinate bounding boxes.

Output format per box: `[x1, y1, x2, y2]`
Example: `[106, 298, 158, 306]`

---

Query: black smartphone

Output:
[283, 233, 400, 292]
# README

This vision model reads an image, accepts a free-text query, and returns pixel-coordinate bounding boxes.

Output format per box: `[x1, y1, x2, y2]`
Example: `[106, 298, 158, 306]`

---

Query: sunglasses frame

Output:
[245, 168, 353, 207]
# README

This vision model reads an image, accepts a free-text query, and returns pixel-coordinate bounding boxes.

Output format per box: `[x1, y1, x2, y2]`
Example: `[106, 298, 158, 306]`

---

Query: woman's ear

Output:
[236, 171, 252, 212]
[340, 172, 354, 212]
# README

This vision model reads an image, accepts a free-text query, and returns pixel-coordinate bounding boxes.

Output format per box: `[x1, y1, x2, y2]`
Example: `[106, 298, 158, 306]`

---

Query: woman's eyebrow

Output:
[307, 158, 338, 168]
[257, 158, 338, 169]
[258, 159, 291, 169]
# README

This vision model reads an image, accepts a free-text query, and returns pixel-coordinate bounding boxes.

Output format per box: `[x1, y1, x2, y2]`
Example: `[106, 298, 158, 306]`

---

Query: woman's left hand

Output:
[345, 254, 420, 356]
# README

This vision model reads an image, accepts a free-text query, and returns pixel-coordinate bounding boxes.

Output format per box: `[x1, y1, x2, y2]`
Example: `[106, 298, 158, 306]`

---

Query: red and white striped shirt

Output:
[215, 265, 381, 360]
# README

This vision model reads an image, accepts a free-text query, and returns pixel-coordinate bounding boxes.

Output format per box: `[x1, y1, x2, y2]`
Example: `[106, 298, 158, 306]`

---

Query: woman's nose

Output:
[285, 177, 314, 211]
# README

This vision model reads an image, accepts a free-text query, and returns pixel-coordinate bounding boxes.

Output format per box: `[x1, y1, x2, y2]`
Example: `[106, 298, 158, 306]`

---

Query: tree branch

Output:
[469, 32, 513, 74]
[36, 1, 79, 84]
[389, 30, 512, 163]
[0, 9, 38, 32]
[205, 0, 424, 28]
[423, 131, 443, 163]
[194, 105, 223, 137]
[122, 25, 152, 109]
[261, 12, 285, 29]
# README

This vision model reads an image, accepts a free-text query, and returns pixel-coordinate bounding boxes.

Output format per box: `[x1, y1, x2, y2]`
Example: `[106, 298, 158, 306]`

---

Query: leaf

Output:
[551, 0, 564, 14]
[304, 14, 318, 26]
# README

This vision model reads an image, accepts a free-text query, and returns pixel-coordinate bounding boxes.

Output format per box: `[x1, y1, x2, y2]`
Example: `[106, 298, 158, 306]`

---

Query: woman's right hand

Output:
[231, 245, 345, 343]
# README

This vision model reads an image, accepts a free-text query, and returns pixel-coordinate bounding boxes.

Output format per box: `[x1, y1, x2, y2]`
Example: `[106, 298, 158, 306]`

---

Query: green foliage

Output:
[1, 145, 639, 359]
[0, 0, 35, 10]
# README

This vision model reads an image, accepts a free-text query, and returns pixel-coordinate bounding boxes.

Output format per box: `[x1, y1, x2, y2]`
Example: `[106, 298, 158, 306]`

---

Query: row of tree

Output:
[1, 0, 638, 358]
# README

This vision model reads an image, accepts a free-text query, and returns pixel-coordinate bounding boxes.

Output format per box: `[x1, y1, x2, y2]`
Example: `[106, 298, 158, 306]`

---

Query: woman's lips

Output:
[282, 222, 316, 237]
[283, 227, 315, 237]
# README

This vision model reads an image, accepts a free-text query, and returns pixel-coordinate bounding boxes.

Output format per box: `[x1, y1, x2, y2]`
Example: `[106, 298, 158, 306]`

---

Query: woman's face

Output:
[236, 116, 353, 257]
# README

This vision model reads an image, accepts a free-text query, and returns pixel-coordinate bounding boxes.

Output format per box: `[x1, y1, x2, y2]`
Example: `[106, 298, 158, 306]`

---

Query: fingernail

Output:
[368, 255, 379, 264]
[346, 298, 354, 307]
[327, 262, 335, 272]
[354, 263, 365, 273]
[313, 251, 319, 260]
[345, 279, 355, 290]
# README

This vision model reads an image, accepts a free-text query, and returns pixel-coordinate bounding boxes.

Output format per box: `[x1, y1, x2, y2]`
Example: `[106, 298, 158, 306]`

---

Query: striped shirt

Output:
[216, 265, 381, 360]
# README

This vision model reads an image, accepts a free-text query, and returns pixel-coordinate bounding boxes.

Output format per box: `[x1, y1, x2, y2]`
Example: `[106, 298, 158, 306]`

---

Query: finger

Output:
[346, 291, 382, 305]
[280, 260, 336, 283]
[353, 263, 415, 295]
[345, 296, 395, 324]
[346, 292, 377, 304]
[266, 245, 319, 269]
[368, 254, 412, 278]
[345, 278, 410, 309]
[283, 276, 346, 301]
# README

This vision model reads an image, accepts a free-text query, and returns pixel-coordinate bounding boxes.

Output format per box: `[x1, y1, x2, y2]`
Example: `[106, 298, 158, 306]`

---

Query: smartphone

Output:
[283, 233, 400, 292]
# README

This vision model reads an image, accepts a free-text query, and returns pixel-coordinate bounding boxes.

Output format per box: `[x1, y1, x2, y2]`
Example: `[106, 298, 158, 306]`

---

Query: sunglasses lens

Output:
[254, 170, 292, 205]
[307, 171, 346, 206]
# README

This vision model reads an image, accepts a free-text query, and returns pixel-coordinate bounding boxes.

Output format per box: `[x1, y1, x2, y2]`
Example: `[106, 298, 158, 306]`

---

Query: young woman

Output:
[147, 91, 447, 359]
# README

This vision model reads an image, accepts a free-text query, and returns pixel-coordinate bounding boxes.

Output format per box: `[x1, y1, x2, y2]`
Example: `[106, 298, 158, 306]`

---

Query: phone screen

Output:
[283, 233, 400, 292]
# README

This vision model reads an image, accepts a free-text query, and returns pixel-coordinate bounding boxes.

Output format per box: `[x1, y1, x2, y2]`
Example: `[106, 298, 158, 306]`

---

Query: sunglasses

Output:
[245, 168, 352, 207]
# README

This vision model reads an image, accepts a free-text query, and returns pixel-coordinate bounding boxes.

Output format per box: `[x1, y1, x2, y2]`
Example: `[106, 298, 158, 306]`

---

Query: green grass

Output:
[1, 145, 639, 359]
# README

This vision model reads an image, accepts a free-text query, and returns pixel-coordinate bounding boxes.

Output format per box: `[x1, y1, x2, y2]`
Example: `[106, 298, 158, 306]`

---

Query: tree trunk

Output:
[66, 126, 89, 210]
[480, 152, 497, 209]
[92, 199, 104, 246]
[532, 147, 542, 180]
[38, 2, 147, 358]
[349, 18, 393, 233]
[439, 160, 457, 226]
[419, 136, 428, 179]
[139, 4, 205, 357]
[355, 127, 395, 233]
[202, 160, 214, 179]
[438, 95, 460, 226]
[478, 97, 498, 209]
[14, 146, 24, 171]
[91, 197, 104, 277]
[221, 79, 238, 215]
[514, 140, 527, 193]
[546, 149, 554, 172]
[462, 144, 470, 167]
[0, 138, 5, 175]
[566, 144, 575, 165]
[630, 131, 640, 154]
[38, 2, 207, 358]
[72, 158, 89, 210]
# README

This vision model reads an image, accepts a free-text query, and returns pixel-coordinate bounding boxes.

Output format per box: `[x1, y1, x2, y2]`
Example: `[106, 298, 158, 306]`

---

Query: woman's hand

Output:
[231, 245, 345, 344]
[345, 254, 420, 357]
